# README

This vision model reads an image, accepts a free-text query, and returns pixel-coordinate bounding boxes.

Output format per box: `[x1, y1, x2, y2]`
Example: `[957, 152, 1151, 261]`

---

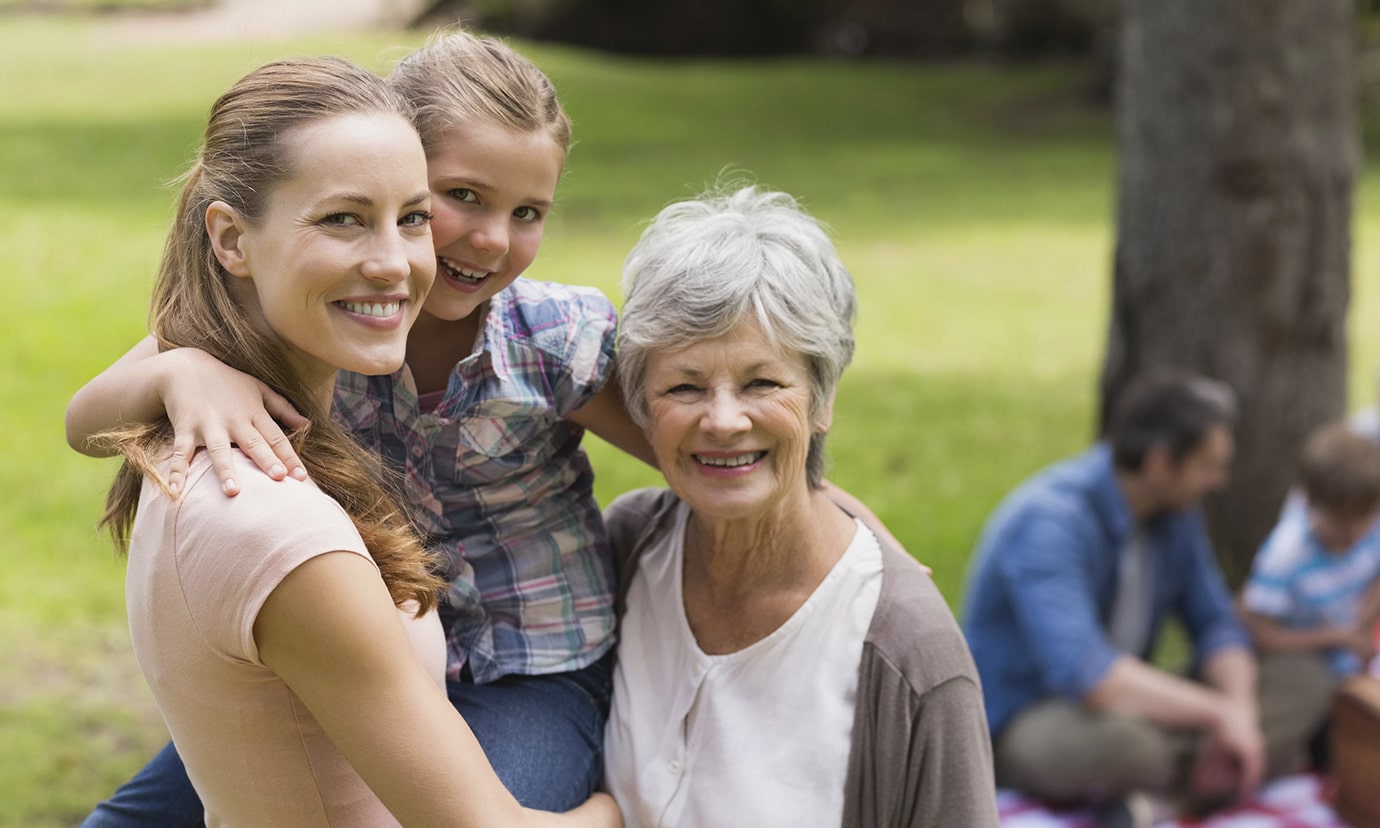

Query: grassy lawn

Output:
[3, 11, 1380, 826]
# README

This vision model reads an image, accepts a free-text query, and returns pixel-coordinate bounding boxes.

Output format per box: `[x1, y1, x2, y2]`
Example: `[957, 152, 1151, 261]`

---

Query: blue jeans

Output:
[81, 652, 614, 826]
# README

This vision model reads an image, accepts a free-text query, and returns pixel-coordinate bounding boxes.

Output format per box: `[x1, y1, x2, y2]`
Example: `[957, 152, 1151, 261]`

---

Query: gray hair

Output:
[618, 185, 857, 488]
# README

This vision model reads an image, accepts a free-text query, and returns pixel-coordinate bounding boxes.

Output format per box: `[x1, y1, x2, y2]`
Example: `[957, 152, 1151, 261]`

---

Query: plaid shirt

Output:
[332, 279, 618, 682]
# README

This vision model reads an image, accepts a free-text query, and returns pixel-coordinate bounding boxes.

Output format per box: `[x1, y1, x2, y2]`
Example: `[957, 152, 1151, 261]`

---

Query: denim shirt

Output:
[961, 444, 1249, 737]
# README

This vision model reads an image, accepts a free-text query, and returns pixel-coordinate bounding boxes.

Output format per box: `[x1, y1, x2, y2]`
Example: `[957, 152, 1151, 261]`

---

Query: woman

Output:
[95, 55, 618, 827]
[602, 186, 998, 827]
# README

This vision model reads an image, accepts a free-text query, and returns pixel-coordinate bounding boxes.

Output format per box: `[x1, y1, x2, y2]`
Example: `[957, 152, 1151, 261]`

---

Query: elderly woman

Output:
[602, 186, 998, 827]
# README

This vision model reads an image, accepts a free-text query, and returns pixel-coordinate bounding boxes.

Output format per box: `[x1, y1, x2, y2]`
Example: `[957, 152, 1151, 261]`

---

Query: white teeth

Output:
[696, 452, 762, 468]
[340, 301, 400, 318]
[442, 258, 489, 282]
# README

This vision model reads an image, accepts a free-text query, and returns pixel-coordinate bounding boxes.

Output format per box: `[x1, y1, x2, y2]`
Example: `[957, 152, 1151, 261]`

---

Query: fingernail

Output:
[169, 481, 180, 495]
[223, 478, 237, 494]
[290, 467, 308, 481]
[269, 463, 286, 479]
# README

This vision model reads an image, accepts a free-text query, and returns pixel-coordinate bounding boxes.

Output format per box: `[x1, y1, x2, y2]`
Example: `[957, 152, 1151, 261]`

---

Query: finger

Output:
[260, 385, 309, 430]
[203, 437, 240, 496]
[234, 428, 288, 481]
[165, 433, 199, 496]
[255, 413, 307, 481]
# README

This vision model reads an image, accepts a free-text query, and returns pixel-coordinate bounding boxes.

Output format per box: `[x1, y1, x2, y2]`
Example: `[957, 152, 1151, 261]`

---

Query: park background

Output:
[4, 0, 1380, 825]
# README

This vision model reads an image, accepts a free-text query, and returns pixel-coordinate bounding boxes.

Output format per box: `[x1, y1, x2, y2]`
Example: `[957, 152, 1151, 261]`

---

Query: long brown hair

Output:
[97, 56, 443, 613]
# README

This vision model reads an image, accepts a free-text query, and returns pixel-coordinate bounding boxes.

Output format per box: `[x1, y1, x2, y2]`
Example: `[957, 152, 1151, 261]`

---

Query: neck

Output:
[680, 488, 857, 654]
[406, 309, 483, 395]
[1114, 469, 1159, 522]
[307, 374, 336, 413]
[683, 489, 853, 598]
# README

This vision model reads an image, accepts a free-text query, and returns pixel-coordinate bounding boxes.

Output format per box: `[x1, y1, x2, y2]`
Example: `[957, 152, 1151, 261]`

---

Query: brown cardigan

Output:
[604, 488, 999, 827]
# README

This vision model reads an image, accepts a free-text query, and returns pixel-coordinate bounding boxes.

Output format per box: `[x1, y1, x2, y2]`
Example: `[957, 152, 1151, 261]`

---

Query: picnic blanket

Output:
[998, 773, 1351, 827]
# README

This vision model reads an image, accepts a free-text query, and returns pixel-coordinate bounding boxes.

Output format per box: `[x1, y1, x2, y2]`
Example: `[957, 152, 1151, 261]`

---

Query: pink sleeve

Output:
[169, 459, 373, 665]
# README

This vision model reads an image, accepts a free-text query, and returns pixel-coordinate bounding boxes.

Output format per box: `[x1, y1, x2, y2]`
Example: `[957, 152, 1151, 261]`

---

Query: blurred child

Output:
[1242, 422, 1380, 682]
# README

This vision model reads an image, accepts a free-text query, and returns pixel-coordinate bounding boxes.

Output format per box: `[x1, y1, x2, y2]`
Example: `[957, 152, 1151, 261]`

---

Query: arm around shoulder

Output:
[66, 335, 165, 455]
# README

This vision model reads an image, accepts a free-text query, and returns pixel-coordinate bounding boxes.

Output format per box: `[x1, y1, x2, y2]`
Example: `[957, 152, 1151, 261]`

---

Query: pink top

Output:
[125, 450, 446, 826]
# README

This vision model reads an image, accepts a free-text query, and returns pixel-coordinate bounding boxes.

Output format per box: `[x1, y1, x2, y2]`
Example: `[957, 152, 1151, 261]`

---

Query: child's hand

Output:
[161, 349, 309, 496]
[1342, 625, 1378, 664]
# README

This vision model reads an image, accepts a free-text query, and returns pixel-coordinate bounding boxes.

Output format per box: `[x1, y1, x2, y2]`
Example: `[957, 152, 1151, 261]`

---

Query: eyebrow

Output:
[330, 191, 432, 208]
[666, 360, 780, 378]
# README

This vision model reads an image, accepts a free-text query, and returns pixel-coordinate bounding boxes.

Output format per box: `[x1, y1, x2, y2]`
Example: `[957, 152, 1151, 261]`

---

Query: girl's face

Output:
[421, 120, 565, 323]
[219, 113, 435, 398]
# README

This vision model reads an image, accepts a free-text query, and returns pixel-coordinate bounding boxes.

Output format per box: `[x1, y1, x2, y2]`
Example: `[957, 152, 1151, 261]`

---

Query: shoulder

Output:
[989, 448, 1113, 532]
[1252, 508, 1315, 571]
[864, 545, 981, 697]
[495, 279, 617, 334]
[173, 451, 367, 566]
[605, 488, 681, 555]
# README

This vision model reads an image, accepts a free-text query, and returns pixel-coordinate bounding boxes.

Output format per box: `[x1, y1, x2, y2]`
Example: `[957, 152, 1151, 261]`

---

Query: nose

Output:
[469, 211, 510, 256]
[699, 388, 750, 437]
[361, 225, 411, 284]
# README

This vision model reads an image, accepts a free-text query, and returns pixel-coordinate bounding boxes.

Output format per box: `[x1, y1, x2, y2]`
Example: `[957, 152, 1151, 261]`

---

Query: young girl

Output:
[93, 52, 617, 827]
[70, 30, 645, 824]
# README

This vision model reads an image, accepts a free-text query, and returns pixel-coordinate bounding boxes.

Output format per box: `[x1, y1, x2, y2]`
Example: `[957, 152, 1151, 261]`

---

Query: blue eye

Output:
[323, 213, 361, 227]
[401, 211, 433, 227]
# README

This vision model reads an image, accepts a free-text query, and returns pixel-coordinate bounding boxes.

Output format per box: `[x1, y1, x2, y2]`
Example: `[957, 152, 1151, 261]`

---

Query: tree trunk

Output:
[1103, 0, 1357, 584]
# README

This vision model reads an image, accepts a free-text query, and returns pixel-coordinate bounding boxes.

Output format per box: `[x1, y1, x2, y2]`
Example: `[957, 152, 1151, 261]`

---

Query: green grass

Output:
[4, 12, 1380, 826]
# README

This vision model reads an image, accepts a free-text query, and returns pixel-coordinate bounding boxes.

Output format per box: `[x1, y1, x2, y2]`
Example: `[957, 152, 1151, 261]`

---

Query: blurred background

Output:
[2, 0, 1379, 823]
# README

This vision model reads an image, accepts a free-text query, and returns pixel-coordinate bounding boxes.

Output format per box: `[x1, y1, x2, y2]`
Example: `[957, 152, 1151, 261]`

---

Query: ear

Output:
[205, 200, 251, 278]
[1141, 443, 1174, 480]
[815, 388, 837, 433]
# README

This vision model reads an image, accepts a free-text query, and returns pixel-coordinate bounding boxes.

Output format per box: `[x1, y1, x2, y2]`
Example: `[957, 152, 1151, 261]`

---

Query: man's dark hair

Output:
[1108, 371, 1238, 472]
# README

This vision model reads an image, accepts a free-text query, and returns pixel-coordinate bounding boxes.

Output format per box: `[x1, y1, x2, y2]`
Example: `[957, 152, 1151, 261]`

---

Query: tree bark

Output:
[1104, 0, 1358, 583]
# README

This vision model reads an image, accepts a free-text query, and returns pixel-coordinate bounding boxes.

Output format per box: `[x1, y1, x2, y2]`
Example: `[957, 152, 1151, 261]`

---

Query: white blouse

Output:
[603, 502, 883, 828]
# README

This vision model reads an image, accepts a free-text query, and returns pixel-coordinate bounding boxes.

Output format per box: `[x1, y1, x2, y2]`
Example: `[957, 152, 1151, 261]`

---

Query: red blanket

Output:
[998, 774, 1351, 827]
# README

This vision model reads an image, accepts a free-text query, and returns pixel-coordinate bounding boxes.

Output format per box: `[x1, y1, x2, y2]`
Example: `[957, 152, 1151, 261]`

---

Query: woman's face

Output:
[227, 112, 434, 393]
[642, 318, 829, 522]
[421, 120, 564, 323]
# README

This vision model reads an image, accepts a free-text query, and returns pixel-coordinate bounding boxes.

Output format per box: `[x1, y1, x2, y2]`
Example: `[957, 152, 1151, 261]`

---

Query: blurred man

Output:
[962, 372, 1315, 825]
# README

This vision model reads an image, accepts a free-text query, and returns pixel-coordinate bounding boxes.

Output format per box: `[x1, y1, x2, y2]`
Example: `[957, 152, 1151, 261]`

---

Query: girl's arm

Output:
[65, 336, 307, 495]
[567, 373, 659, 468]
[255, 552, 621, 828]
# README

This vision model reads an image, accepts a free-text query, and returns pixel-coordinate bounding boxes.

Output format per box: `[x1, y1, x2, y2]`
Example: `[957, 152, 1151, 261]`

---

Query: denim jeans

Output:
[81, 651, 614, 826]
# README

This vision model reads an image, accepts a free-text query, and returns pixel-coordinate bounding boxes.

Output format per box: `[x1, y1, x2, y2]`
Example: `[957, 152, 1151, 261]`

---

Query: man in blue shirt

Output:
[963, 372, 1319, 821]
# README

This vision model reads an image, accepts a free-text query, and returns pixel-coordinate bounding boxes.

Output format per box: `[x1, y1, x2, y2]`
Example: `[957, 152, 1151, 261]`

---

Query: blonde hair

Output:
[97, 56, 444, 614]
[390, 27, 571, 158]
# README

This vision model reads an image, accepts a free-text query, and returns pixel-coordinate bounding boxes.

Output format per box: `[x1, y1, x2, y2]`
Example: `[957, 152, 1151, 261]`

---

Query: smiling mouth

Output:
[440, 258, 491, 285]
[694, 451, 766, 468]
[337, 300, 401, 318]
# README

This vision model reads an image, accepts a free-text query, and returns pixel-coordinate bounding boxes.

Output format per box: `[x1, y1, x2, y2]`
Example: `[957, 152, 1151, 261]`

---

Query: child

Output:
[1242, 421, 1380, 685]
[69, 29, 646, 823]
[91, 52, 616, 828]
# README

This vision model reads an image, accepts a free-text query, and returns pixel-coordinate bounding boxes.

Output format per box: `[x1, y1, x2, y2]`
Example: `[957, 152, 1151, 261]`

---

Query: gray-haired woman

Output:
[601, 185, 998, 827]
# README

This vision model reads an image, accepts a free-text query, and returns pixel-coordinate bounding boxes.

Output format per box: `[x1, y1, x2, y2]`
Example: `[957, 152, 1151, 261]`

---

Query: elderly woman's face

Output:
[642, 318, 828, 522]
